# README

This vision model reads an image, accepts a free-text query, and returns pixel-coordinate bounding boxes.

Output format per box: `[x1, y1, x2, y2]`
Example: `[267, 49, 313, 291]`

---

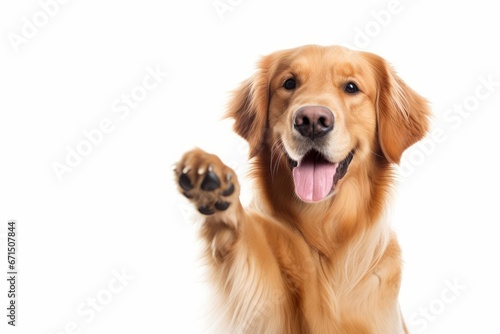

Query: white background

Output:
[1, 0, 499, 333]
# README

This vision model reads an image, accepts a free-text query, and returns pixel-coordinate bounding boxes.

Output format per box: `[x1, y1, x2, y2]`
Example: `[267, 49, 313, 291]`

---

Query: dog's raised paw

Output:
[174, 148, 239, 216]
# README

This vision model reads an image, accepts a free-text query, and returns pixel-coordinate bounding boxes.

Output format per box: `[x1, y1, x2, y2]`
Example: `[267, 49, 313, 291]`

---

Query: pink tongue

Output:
[293, 156, 338, 202]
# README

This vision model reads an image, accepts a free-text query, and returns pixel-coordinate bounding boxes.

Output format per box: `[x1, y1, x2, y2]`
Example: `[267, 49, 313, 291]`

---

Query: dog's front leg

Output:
[174, 148, 296, 333]
[174, 148, 243, 260]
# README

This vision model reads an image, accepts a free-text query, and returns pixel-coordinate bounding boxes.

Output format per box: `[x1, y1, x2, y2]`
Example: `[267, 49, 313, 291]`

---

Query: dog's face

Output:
[228, 45, 429, 203]
[267, 47, 378, 202]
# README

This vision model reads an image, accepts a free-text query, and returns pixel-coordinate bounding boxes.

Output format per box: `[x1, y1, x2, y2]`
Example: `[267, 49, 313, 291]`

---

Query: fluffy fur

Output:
[175, 45, 430, 333]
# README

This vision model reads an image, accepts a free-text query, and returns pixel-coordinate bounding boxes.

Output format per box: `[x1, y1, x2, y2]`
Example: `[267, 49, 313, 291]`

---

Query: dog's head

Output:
[227, 45, 429, 203]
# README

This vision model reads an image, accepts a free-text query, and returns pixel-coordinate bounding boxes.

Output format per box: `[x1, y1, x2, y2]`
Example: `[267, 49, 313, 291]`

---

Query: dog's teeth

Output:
[182, 166, 191, 174]
[208, 165, 214, 172]
[198, 167, 206, 175]
[226, 173, 232, 181]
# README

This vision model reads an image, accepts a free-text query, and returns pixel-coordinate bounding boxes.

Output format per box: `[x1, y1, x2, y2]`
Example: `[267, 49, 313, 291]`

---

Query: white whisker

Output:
[269, 139, 284, 181]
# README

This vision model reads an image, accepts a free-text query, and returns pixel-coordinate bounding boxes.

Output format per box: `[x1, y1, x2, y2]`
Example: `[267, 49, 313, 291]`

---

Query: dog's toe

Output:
[201, 171, 221, 191]
[221, 183, 235, 197]
[179, 173, 193, 191]
[198, 205, 216, 215]
[215, 201, 231, 211]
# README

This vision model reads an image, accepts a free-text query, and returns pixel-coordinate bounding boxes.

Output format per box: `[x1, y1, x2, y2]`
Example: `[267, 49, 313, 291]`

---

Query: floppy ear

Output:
[225, 53, 281, 158]
[365, 53, 431, 164]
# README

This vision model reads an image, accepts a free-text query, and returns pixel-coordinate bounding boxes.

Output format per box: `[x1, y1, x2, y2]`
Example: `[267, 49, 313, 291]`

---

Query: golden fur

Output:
[175, 45, 430, 333]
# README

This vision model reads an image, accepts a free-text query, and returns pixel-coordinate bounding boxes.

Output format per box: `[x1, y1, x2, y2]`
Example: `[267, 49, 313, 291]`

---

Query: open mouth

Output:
[288, 150, 354, 202]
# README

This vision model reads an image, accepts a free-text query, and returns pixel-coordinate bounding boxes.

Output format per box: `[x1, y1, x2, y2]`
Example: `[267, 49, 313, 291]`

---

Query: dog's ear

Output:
[364, 53, 430, 164]
[226, 52, 283, 158]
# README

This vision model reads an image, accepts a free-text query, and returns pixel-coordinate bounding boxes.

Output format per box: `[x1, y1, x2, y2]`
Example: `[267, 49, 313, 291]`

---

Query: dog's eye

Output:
[283, 78, 297, 90]
[344, 82, 359, 94]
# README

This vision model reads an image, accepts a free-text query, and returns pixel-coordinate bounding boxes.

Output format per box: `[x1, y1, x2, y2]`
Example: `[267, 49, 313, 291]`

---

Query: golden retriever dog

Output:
[174, 45, 429, 333]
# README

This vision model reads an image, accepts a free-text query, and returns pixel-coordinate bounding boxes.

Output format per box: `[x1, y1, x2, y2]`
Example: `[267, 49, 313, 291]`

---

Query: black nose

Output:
[293, 106, 334, 140]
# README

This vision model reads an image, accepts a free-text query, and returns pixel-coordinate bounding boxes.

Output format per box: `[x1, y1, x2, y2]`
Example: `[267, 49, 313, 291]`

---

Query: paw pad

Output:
[214, 201, 230, 211]
[198, 205, 216, 215]
[221, 183, 235, 197]
[179, 173, 193, 191]
[201, 171, 221, 191]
